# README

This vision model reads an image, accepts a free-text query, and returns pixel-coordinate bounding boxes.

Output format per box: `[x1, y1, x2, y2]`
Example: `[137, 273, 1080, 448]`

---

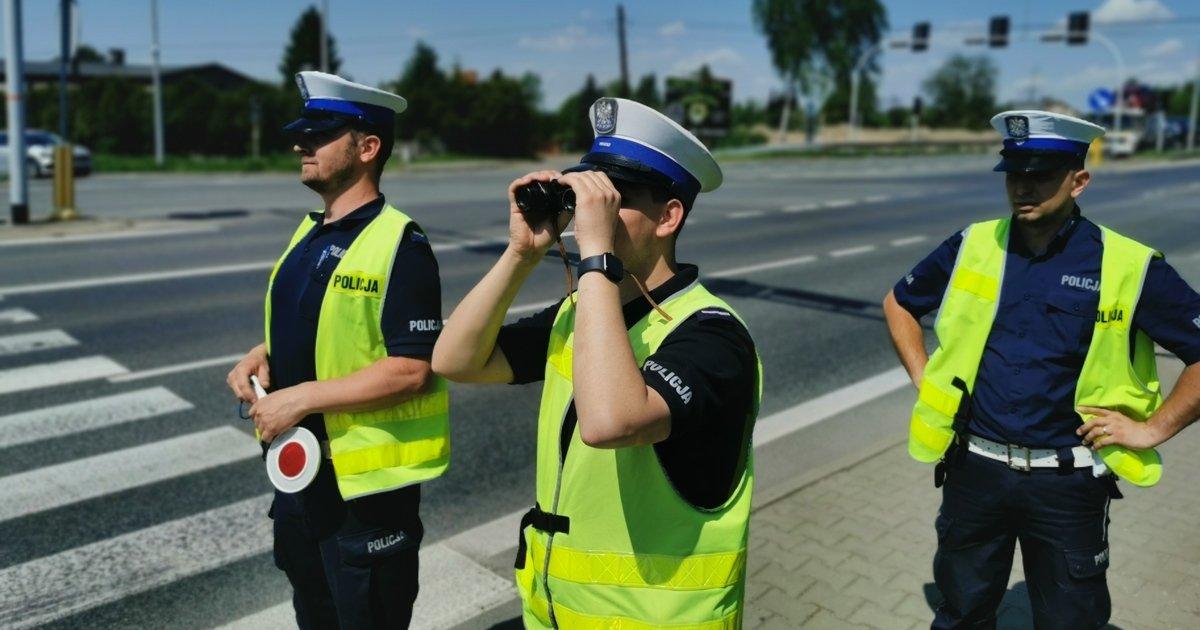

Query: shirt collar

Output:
[1010, 204, 1085, 258]
[620, 264, 700, 328]
[307, 195, 386, 230]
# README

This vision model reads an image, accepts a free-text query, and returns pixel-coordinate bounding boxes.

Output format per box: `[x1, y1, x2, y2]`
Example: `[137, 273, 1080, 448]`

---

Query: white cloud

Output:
[658, 21, 686, 37]
[1140, 38, 1183, 59]
[517, 26, 603, 52]
[1093, 0, 1173, 23]
[670, 47, 743, 74]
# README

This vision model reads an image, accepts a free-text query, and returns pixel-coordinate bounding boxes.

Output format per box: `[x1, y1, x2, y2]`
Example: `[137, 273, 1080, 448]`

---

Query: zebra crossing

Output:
[0, 300, 273, 628]
[0, 298, 516, 629]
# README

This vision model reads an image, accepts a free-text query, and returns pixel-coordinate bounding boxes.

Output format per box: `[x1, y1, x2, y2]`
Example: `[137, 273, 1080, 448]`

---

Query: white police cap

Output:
[581, 97, 722, 200]
[285, 71, 406, 135]
[990, 110, 1104, 172]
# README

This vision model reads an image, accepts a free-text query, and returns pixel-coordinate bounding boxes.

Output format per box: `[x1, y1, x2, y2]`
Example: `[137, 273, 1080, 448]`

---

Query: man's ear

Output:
[656, 199, 686, 239]
[359, 134, 382, 165]
[1070, 169, 1091, 199]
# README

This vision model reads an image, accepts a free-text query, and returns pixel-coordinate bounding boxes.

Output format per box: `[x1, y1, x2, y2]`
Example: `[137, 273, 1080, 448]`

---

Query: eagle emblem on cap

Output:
[1005, 115, 1029, 142]
[594, 98, 618, 135]
[295, 73, 310, 100]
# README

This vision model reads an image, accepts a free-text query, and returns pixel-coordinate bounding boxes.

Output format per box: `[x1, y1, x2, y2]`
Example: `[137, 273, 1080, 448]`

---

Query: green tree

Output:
[279, 6, 341, 85]
[922, 54, 998, 129]
[633, 74, 661, 109]
[751, 0, 887, 140]
[392, 42, 448, 144]
[72, 45, 105, 64]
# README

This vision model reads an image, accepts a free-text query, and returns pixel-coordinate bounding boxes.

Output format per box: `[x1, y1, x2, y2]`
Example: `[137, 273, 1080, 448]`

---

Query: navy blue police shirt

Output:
[496, 264, 758, 510]
[894, 208, 1200, 449]
[267, 196, 442, 532]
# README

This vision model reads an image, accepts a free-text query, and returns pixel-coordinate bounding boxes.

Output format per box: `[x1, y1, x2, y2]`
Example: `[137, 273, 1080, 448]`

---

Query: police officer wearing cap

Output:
[883, 110, 1200, 628]
[433, 97, 762, 627]
[225, 71, 449, 628]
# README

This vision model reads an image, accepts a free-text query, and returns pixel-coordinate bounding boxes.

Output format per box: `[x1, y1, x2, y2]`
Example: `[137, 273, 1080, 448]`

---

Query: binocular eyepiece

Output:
[514, 180, 576, 226]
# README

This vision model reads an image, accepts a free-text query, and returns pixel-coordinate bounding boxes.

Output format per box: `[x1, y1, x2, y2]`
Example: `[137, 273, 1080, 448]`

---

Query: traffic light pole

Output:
[1090, 31, 1126, 137]
[848, 42, 883, 141]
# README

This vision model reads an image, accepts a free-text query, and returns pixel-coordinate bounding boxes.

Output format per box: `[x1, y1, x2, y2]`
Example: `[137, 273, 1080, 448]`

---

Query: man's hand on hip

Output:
[1077, 405, 1167, 451]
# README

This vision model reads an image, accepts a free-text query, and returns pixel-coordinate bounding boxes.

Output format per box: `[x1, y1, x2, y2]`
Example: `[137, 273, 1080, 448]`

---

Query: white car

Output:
[0, 129, 92, 177]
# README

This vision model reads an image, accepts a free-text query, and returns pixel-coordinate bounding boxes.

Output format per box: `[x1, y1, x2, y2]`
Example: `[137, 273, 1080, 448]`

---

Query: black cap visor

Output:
[993, 149, 1081, 173]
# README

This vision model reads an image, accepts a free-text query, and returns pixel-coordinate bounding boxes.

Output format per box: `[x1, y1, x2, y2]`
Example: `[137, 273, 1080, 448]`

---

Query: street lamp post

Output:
[4, 0, 29, 224]
[150, 0, 165, 166]
[1187, 57, 1198, 152]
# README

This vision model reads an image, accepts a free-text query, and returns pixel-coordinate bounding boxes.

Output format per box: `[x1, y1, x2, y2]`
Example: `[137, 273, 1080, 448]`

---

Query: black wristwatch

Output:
[577, 253, 624, 283]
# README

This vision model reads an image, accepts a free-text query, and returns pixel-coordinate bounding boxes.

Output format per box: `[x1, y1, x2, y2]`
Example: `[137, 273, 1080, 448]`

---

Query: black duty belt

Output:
[514, 503, 570, 569]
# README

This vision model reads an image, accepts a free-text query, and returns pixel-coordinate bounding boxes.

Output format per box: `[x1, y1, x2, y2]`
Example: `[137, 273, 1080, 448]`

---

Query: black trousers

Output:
[932, 450, 1116, 630]
[270, 465, 423, 630]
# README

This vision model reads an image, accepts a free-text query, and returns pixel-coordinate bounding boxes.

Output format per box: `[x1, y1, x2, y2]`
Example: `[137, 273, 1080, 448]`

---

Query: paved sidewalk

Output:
[744, 357, 1200, 629]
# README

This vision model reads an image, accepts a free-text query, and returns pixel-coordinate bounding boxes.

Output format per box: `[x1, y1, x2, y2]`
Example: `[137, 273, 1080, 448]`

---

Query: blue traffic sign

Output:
[1088, 88, 1116, 113]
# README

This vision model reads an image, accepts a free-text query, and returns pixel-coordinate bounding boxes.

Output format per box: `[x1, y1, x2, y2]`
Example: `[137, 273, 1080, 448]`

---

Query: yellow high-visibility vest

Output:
[516, 282, 763, 628]
[265, 205, 450, 499]
[910, 218, 1164, 486]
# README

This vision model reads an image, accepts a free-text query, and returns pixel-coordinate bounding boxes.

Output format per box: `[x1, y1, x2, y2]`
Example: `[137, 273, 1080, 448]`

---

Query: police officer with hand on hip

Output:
[432, 98, 761, 627]
[883, 110, 1200, 628]
[226, 72, 449, 628]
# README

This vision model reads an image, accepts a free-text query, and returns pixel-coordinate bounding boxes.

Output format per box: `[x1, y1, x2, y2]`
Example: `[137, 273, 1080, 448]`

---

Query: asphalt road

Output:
[1, 155, 1199, 629]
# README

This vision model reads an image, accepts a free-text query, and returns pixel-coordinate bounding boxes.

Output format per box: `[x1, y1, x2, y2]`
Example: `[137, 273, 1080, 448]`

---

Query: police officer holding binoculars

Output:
[433, 97, 762, 627]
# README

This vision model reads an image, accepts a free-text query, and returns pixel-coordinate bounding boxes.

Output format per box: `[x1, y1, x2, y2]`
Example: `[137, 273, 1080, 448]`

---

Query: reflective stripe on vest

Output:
[265, 205, 450, 499]
[909, 218, 1164, 486]
[516, 281, 763, 629]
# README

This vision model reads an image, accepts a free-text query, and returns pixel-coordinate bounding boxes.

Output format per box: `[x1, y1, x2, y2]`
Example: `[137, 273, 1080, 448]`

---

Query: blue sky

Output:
[7, 0, 1199, 113]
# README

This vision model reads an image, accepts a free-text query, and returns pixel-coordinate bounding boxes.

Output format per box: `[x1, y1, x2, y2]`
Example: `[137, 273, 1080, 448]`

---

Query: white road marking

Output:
[0, 308, 38, 324]
[829, 244, 876, 258]
[863, 195, 891, 203]
[753, 367, 910, 446]
[822, 199, 855, 209]
[0, 387, 193, 449]
[0, 225, 218, 248]
[0, 261, 275, 297]
[782, 203, 820, 213]
[0, 494, 274, 630]
[708, 255, 818, 278]
[0, 426, 259, 523]
[728, 210, 766, 219]
[27, 362, 917, 629]
[0, 356, 127, 396]
[0, 329, 77, 357]
[109, 353, 245, 383]
[890, 235, 929, 247]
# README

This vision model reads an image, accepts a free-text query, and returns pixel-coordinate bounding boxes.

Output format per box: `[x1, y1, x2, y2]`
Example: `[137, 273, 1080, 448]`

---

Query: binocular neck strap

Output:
[557, 236, 671, 322]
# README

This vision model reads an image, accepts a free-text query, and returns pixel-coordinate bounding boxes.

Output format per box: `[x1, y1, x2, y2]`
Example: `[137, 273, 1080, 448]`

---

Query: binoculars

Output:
[514, 180, 576, 226]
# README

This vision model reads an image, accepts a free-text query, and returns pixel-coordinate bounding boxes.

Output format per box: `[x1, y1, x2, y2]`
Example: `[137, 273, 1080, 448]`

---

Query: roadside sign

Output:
[1088, 88, 1116, 113]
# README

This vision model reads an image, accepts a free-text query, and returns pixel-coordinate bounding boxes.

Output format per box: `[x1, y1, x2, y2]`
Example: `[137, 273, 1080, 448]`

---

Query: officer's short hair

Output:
[349, 125, 392, 181]
[614, 179, 691, 237]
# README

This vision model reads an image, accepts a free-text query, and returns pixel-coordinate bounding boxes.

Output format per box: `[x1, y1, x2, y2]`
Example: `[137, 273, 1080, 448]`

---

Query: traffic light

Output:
[1067, 12, 1089, 45]
[912, 97, 924, 117]
[912, 22, 930, 52]
[989, 16, 1009, 48]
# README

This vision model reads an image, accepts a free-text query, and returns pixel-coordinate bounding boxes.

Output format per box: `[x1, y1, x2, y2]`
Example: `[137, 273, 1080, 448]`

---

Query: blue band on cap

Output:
[304, 98, 394, 127]
[1003, 138, 1090, 155]
[588, 136, 701, 196]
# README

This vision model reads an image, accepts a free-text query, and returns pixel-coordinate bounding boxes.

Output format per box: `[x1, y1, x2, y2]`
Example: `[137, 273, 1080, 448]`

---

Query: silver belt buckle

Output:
[1006, 443, 1032, 471]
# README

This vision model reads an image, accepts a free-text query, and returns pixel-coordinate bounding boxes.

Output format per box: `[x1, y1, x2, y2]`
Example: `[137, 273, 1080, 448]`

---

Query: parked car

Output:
[0, 130, 92, 177]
